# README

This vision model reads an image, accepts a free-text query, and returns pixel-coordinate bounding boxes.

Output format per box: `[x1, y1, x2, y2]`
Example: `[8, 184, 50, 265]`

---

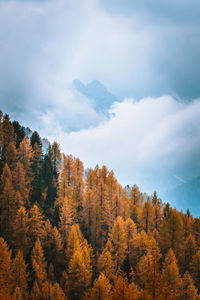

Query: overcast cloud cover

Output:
[1, 0, 200, 206]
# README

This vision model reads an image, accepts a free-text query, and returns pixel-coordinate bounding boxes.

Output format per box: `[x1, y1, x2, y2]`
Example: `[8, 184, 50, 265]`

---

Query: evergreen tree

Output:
[49, 142, 61, 179]
[30, 143, 43, 205]
[1, 113, 15, 171]
[30, 131, 42, 149]
[163, 202, 172, 219]
[12, 121, 25, 148]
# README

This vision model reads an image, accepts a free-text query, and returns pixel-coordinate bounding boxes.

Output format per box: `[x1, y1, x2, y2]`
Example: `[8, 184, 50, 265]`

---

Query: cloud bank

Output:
[49, 96, 200, 196]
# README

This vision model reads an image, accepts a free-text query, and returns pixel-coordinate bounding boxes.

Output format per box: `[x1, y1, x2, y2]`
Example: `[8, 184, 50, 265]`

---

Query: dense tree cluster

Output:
[0, 110, 200, 299]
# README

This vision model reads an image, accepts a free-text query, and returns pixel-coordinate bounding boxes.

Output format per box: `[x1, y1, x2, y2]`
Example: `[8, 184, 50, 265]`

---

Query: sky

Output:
[1, 0, 200, 205]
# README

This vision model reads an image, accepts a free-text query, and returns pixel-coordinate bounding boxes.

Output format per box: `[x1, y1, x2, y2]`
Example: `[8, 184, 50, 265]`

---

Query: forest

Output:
[0, 109, 200, 300]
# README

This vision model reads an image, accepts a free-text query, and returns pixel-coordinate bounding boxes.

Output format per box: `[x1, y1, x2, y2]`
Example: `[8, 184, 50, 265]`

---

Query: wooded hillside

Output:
[0, 110, 200, 299]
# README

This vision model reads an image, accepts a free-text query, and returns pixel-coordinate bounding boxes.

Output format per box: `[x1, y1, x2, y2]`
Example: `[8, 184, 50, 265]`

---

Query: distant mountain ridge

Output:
[73, 79, 119, 112]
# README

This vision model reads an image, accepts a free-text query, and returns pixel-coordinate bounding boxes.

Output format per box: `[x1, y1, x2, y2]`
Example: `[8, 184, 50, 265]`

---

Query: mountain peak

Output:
[73, 79, 119, 112]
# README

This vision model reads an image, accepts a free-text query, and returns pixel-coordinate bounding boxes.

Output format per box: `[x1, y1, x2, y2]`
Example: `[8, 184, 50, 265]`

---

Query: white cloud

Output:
[47, 96, 200, 194]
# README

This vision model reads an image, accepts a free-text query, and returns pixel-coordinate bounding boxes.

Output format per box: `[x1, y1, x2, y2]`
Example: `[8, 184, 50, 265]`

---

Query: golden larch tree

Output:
[181, 271, 197, 300]
[0, 237, 13, 299]
[12, 250, 29, 300]
[160, 248, 182, 299]
[110, 216, 127, 269]
[31, 239, 47, 298]
[111, 275, 140, 300]
[84, 272, 111, 300]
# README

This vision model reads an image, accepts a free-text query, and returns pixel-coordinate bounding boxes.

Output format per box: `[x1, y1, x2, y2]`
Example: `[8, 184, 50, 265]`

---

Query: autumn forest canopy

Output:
[0, 110, 200, 299]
